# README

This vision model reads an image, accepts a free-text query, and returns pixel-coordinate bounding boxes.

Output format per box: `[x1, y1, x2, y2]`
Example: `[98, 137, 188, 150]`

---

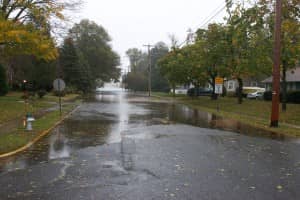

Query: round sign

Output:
[53, 79, 66, 91]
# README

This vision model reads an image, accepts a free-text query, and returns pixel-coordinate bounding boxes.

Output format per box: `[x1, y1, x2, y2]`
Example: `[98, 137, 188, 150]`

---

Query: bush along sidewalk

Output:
[0, 102, 80, 156]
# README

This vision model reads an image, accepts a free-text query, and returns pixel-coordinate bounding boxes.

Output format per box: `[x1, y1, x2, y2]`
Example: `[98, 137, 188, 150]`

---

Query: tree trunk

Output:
[282, 61, 287, 112]
[194, 83, 199, 97]
[211, 76, 218, 100]
[237, 78, 243, 104]
[172, 83, 175, 97]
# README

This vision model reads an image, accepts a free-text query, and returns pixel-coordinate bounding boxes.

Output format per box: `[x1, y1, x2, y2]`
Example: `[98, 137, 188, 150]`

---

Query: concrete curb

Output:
[0, 105, 81, 159]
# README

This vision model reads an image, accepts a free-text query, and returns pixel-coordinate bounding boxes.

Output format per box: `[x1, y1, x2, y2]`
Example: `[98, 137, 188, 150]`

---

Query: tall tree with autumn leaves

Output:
[256, 0, 300, 111]
[0, 0, 81, 90]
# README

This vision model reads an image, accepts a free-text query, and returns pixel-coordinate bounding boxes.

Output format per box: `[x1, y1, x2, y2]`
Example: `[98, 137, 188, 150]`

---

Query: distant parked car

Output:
[247, 91, 264, 99]
[187, 87, 212, 97]
[174, 88, 188, 95]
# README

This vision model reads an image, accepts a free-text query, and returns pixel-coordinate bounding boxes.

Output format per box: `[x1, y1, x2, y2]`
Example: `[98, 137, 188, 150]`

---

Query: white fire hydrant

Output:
[26, 117, 35, 131]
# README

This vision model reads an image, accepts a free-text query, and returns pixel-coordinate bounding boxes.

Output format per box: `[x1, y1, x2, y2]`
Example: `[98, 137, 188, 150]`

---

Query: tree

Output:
[195, 23, 229, 99]
[0, 63, 8, 95]
[126, 72, 148, 92]
[60, 38, 92, 93]
[0, 0, 81, 60]
[0, 0, 81, 29]
[0, 0, 81, 89]
[257, 0, 300, 111]
[68, 19, 121, 83]
[224, 1, 272, 104]
[0, 18, 58, 61]
[180, 44, 207, 95]
[126, 48, 143, 73]
[158, 48, 188, 96]
[150, 42, 170, 92]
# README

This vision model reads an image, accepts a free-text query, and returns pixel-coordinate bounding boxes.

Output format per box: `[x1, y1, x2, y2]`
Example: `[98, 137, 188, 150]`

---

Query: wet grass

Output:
[0, 92, 79, 124]
[0, 133, 28, 154]
[0, 103, 78, 154]
[153, 92, 300, 137]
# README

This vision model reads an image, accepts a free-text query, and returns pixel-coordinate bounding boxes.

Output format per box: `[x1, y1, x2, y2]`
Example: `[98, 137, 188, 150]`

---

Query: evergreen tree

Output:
[60, 38, 92, 93]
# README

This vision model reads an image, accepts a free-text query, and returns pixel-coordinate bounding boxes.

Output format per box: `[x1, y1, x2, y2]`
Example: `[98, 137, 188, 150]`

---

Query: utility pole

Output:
[143, 44, 154, 97]
[270, 0, 282, 127]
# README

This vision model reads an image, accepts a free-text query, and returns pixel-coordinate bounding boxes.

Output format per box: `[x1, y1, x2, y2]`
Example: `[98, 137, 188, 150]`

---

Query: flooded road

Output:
[0, 92, 300, 200]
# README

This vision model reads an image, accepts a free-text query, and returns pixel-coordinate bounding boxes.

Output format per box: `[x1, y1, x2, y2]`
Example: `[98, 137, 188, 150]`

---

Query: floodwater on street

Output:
[0, 91, 300, 200]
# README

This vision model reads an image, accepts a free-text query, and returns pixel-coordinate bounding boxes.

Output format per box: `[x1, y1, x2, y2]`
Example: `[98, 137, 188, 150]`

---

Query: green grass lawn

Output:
[0, 92, 80, 154]
[0, 92, 79, 124]
[0, 102, 78, 154]
[153, 92, 300, 136]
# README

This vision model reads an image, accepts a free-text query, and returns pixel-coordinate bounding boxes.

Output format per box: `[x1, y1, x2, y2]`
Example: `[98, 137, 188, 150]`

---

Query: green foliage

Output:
[195, 23, 229, 92]
[126, 48, 144, 73]
[9, 55, 56, 91]
[60, 38, 93, 93]
[126, 72, 148, 91]
[68, 19, 121, 83]
[158, 48, 189, 93]
[264, 91, 300, 104]
[287, 91, 300, 104]
[150, 42, 170, 92]
[124, 42, 170, 92]
[0, 64, 8, 96]
[37, 89, 47, 98]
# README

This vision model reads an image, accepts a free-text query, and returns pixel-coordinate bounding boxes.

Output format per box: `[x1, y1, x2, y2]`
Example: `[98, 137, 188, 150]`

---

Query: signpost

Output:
[53, 79, 66, 116]
[215, 77, 224, 111]
[215, 77, 223, 94]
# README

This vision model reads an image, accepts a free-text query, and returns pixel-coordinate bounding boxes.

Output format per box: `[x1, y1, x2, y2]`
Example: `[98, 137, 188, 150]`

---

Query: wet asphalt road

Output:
[0, 91, 300, 200]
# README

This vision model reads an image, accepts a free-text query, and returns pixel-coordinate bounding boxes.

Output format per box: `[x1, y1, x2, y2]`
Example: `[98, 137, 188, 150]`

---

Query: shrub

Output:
[53, 90, 66, 97]
[263, 91, 273, 101]
[37, 89, 47, 98]
[0, 64, 8, 96]
[287, 91, 300, 104]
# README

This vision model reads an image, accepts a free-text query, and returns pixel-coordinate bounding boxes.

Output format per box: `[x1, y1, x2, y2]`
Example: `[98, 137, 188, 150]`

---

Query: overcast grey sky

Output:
[76, 0, 227, 68]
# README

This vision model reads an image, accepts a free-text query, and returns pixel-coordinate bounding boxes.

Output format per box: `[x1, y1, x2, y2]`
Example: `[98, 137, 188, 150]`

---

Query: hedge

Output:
[264, 91, 300, 104]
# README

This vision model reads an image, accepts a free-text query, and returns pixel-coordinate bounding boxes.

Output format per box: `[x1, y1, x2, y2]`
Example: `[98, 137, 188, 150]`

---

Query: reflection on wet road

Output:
[0, 91, 300, 200]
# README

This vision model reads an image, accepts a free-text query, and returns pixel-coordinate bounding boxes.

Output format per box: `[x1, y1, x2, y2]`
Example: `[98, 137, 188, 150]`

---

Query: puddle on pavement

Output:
[0, 91, 295, 173]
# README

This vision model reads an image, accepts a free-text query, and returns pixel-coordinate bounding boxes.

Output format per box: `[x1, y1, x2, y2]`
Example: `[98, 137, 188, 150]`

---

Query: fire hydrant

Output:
[26, 113, 35, 131]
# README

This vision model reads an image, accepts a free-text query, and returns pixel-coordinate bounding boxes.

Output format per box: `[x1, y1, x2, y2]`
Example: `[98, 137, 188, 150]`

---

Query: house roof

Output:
[262, 67, 300, 83]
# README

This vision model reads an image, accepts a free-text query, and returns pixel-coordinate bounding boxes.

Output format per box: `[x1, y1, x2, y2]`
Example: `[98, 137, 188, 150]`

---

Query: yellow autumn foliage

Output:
[0, 18, 58, 61]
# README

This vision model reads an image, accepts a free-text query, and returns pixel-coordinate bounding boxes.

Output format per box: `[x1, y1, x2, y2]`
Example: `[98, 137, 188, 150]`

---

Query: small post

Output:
[58, 79, 62, 117]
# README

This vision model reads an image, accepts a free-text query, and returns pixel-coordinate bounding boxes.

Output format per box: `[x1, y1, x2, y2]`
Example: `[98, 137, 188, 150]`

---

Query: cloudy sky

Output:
[75, 0, 227, 68]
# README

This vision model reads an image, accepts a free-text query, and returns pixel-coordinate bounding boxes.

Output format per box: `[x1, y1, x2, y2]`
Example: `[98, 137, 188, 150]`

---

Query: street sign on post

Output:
[53, 79, 66, 117]
[215, 84, 223, 94]
[215, 77, 224, 94]
[215, 77, 224, 85]
[53, 79, 66, 92]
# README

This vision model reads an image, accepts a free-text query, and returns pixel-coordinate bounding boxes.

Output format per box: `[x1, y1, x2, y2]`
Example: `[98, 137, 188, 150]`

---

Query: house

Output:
[224, 78, 264, 93]
[262, 67, 300, 91]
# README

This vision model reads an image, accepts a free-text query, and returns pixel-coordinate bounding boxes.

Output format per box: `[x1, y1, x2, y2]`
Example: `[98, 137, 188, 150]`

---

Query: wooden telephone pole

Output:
[143, 44, 154, 97]
[270, 0, 282, 127]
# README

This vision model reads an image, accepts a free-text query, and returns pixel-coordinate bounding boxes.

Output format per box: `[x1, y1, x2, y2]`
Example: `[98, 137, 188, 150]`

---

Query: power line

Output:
[178, 0, 231, 47]
[193, 1, 226, 30]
